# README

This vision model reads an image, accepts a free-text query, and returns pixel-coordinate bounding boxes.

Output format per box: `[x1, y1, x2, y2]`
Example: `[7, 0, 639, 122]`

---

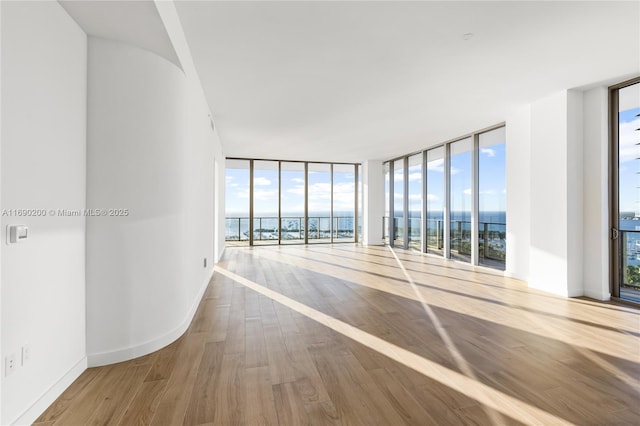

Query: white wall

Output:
[566, 90, 584, 297]
[582, 86, 611, 300]
[528, 91, 572, 296]
[505, 105, 531, 281]
[86, 37, 215, 366]
[362, 160, 384, 246]
[516, 89, 585, 297]
[153, 0, 226, 263]
[1, 2, 87, 424]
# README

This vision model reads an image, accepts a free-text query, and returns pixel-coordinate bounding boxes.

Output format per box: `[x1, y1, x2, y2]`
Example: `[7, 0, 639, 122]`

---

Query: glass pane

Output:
[426, 147, 444, 255]
[393, 159, 405, 247]
[357, 164, 363, 243]
[618, 82, 640, 302]
[408, 154, 422, 251]
[384, 162, 390, 243]
[333, 164, 355, 242]
[479, 127, 506, 270]
[253, 160, 279, 245]
[280, 162, 305, 244]
[308, 163, 332, 243]
[449, 138, 472, 262]
[225, 159, 250, 245]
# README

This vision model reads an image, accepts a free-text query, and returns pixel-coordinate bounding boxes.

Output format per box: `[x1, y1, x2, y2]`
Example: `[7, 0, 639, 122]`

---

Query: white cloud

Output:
[254, 176, 272, 186]
[427, 159, 444, 172]
[286, 184, 305, 196]
[291, 177, 304, 183]
[460, 188, 499, 196]
[426, 159, 460, 175]
[253, 189, 277, 201]
[235, 189, 249, 199]
[408, 172, 422, 181]
[481, 148, 496, 157]
[426, 193, 439, 201]
[226, 176, 233, 181]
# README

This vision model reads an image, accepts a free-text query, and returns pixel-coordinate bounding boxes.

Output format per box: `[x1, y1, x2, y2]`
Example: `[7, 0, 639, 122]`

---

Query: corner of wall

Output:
[566, 89, 585, 297]
[582, 86, 610, 301]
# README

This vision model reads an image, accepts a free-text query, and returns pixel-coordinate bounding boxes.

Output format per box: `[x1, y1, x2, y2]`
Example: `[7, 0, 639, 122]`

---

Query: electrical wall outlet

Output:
[5, 353, 17, 376]
[22, 345, 31, 365]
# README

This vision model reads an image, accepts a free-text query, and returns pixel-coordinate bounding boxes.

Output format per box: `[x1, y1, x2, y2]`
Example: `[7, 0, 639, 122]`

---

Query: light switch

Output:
[8, 225, 28, 244]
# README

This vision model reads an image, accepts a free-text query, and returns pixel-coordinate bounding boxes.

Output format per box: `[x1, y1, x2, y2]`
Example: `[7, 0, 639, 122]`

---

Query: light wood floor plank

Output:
[35, 245, 640, 425]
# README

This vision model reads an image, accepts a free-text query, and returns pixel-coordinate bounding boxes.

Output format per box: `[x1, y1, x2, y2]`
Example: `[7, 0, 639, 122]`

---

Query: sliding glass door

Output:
[426, 147, 445, 255]
[280, 162, 305, 244]
[253, 160, 279, 245]
[612, 78, 640, 303]
[449, 138, 472, 262]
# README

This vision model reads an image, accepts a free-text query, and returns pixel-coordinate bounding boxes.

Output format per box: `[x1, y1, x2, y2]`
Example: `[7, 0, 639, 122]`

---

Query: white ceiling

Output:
[174, 0, 639, 162]
[61, 1, 640, 163]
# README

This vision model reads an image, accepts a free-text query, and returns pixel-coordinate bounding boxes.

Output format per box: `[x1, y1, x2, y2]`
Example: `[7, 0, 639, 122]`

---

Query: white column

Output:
[362, 160, 384, 246]
[528, 89, 584, 297]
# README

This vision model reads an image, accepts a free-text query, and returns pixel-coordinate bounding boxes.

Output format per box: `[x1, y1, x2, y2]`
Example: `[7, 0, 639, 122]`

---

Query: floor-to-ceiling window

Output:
[308, 163, 332, 243]
[393, 158, 405, 246]
[225, 159, 250, 245]
[333, 164, 356, 242]
[449, 138, 472, 262]
[426, 147, 445, 256]
[382, 124, 506, 270]
[478, 127, 507, 269]
[280, 162, 305, 244]
[225, 159, 359, 246]
[357, 164, 363, 243]
[408, 153, 422, 250]
[384, 162, 390, 244]
[252, 160, 280, 245]
[611, 78, 640, 303]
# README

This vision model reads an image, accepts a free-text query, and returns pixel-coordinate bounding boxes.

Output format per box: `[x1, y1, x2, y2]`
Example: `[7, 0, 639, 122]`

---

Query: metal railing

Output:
[225, 216, 355, 243]
[382, 216, 506, 266]
[620, 230, 640, 291]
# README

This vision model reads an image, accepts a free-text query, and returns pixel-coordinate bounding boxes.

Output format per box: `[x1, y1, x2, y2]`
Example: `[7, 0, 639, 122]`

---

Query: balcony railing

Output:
[382, 216, 506, 267]
[225, 216, 355, 243]
[620, 230, 640, 292]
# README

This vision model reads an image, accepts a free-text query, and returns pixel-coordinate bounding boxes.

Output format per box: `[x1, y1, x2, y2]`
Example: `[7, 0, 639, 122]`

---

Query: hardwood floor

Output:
[36, 245, 640, 425]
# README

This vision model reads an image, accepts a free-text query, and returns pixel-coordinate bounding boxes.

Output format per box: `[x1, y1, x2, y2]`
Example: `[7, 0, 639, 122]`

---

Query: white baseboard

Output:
[87, 271, 213, 367]
[12, 357, 87, 426]
[503, 270, 529, 283]
[583, 289, 611, 301]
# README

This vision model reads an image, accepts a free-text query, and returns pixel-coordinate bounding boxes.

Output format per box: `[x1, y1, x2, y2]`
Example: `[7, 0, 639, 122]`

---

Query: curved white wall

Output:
[86, 37, 214, 366]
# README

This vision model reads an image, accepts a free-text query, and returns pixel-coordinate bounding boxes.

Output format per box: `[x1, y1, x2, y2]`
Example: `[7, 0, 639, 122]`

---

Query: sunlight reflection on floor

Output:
[216, 265, 574, 425]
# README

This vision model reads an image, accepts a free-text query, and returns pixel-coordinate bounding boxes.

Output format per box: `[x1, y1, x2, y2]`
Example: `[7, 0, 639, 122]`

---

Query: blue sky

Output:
[618, 106, 640, 214]
[225, 163, 356, 216]
[226, 138, 506, 218]
[397, 141, 506, 215]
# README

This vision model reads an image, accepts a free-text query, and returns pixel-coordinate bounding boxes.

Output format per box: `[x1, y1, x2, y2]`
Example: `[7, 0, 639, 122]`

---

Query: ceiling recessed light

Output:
[463, 33, 474, 40]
